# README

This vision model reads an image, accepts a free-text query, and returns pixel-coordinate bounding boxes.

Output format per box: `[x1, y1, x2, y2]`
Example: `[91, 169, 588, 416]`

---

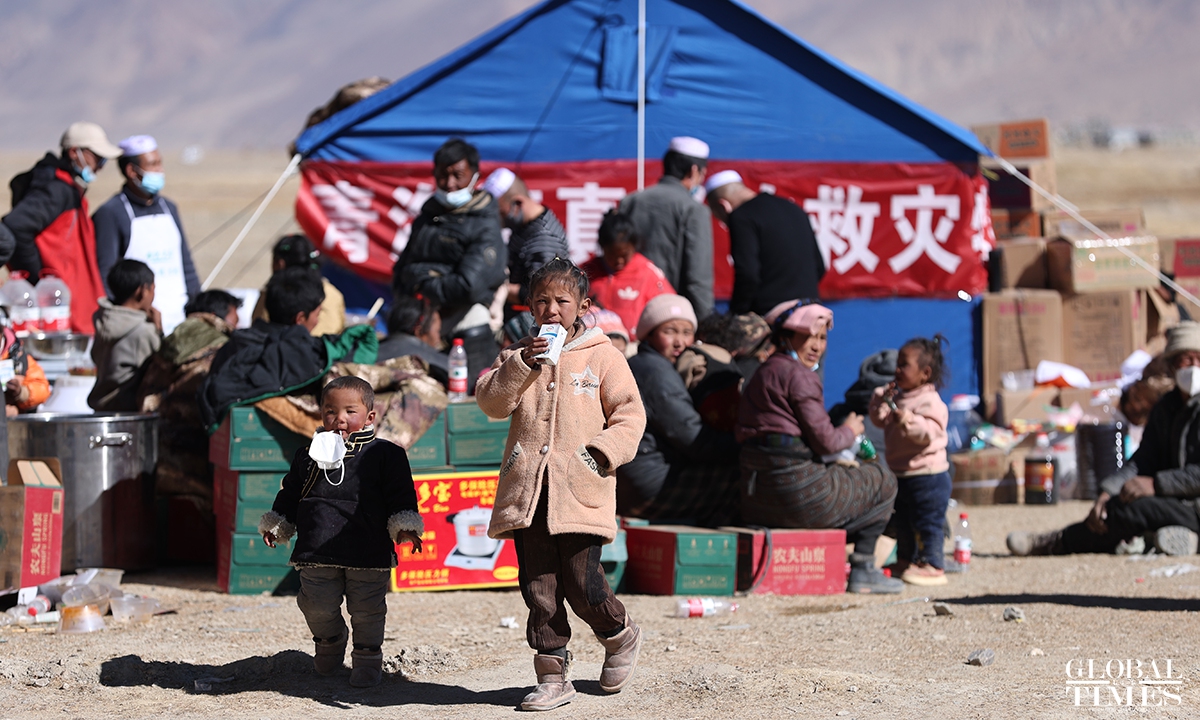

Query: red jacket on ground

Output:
[582, 252, 673, 340]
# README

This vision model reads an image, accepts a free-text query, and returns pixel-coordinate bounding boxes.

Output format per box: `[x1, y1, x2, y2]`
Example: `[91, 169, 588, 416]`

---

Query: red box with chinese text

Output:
[722, 527, 847, 595]
[0, 460, 64, 591]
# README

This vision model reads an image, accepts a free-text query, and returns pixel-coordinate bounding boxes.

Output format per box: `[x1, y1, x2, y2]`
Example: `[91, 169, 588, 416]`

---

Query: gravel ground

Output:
[2, 500, 1198, 719]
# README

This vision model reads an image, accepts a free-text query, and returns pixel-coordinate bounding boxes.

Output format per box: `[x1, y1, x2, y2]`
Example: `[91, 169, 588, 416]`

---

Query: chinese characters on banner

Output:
[296, 160, 992, 298]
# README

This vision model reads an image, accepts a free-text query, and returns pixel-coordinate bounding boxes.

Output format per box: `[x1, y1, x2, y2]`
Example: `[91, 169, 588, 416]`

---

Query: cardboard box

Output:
[1145, 288, 1181, 356]
[625, 526, 737, 596]
[209, 412, 306, 471]
[1042, 208, 1145, 240]
[1047, 236, 1160, 295]
[981, 290, 1064, 406]
[448, 431, 508, 467]
[407, 415, 447, 469]
[972, 118, 1051, 159]
[984, 159, 1057, 211]
[1171, 238, 1200, 277]
[1062, 291, 1147, 384]
[230, 532, 293, 566]
[950, 449, 1021, 505]
[722, 527, 846, 595]
[988, 237, 1047, 291]
[0, 460, 64, 591]
[993, 386, 1064, 426]
[445, 400, 511, 434]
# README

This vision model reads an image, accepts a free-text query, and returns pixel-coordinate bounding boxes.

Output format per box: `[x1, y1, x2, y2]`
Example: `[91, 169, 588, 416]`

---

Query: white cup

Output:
[534, 323, 568, 365]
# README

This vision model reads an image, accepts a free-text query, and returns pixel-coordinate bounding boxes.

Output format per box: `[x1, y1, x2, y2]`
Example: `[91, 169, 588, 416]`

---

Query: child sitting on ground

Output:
[259, 376, 423, 687]
[581, 210, 673, 341]
[476, 258, 646, 712]
[868, 335, 951, 586]
[89, 259, 162, 411]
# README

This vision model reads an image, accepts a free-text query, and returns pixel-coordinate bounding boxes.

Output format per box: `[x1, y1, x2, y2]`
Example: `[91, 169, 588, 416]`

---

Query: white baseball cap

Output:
[60, 122, 122, 159]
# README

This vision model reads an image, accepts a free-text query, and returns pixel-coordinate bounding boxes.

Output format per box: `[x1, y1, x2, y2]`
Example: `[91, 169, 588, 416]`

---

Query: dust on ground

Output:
[2, 501, 1198, 719]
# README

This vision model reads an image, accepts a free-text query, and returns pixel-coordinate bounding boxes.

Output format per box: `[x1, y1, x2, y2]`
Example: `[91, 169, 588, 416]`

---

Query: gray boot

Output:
[1006, 529, 1064, 556]
[312, 630, 347, 676]
[521, 652, 576, 712]
[349, 648, 383, 688]
[1155, 526, 1199, 556]
[847, 553, 904, 594]
[595, 618, 642, 693]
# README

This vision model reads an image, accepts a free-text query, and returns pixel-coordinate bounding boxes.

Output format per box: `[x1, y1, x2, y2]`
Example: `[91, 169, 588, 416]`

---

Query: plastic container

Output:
[946, 394, 982, 454]
[58, 604, 106, 634]
[109, 595, 160, 623]
[3, 271, 39, 335]
[674, 598, 739, 618]
[953, 513, 972, 571]
[38, 574, 76, 605]
[73, 567, 124, 589]
[1025, 433, 1058, 505]
[448, 338, 468, 402]
[36, 274, 71, 332]
[62, 583, 114, 616]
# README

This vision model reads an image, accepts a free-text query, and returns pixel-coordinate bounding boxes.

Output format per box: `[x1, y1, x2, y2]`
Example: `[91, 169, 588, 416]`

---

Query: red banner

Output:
[296, 159, 993, 299]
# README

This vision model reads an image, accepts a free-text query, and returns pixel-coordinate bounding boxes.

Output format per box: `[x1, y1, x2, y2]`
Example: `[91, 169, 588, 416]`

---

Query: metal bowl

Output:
[25, 332, 91, 359]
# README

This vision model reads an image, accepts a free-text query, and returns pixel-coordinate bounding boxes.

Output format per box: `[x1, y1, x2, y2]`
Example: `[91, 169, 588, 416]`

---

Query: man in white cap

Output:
[483, 167, 569, 308]
[0, 122, 120, 334]
[618, 137, 714, 319]
[93, 135, 200, 335]
[705, 170, 825, 315]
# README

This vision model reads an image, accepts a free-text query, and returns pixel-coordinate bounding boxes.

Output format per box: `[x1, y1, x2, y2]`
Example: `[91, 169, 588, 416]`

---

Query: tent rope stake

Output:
[993, 155, 1200, 310]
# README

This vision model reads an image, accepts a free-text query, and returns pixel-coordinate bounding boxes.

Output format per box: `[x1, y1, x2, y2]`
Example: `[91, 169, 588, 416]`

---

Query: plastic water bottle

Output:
[36, 274, 71, 332]
[26, 595, 52, 616]
[3, 271, 39, 335]
[954, 513, 972, 571]
[674, 598, 739, 618]
[448, 338, 468, 402]
[1024, 433, 1058, 505]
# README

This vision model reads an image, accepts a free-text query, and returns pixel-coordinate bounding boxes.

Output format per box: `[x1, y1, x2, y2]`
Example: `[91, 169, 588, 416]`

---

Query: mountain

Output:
[0, 0, 1196, 151]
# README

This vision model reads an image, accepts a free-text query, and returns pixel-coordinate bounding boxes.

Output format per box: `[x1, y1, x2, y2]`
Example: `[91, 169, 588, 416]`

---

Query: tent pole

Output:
[202, 153, 303, 290]
[636, 0, 646, 190]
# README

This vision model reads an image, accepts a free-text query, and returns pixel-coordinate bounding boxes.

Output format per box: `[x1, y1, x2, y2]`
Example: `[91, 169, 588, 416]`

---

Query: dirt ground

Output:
[2, 500, 1198, 719]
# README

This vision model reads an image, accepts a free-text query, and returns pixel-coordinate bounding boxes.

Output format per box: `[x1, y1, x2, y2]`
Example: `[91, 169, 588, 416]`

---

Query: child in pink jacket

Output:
[476, 258, 646, 712]
[869, 335, 951, 587]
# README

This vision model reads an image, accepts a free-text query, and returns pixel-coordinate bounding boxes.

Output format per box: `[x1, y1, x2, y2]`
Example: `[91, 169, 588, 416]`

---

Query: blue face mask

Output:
[76, 164, 96, 185]
[139, 171, 165, 195]
[436, 172, 479, 208]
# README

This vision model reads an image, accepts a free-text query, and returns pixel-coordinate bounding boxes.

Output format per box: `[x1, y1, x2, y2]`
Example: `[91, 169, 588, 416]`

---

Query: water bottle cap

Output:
[9, 270, 27, 281]
[959, 512, 968, 519]
[452, 338, 464, 346]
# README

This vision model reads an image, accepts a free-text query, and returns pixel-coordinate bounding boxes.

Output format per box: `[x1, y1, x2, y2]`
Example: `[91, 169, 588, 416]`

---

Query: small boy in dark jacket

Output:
[259, 376, 424, 687]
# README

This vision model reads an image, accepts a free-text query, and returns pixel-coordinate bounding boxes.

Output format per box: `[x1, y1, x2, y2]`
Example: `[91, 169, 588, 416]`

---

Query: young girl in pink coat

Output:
[869, 335, 951, 586]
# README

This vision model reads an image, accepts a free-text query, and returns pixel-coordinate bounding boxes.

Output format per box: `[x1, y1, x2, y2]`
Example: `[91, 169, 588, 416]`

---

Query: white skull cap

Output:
[669, 136, 709, 159]
[483, 167, 516, 198]
[704, 170, 743, 192]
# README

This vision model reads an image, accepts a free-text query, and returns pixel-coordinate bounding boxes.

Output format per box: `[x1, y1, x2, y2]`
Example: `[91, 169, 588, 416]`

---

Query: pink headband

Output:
[764, 300, 833, 335]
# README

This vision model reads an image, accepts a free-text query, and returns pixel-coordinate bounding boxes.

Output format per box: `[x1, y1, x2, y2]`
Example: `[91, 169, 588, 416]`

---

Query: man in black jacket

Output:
[705, 170, 825, 315]
[483, 167, 570, 307]
[391, 139, 506, 340]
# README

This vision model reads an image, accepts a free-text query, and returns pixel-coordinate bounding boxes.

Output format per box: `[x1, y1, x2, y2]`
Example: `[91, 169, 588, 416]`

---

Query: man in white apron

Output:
[92, 135, 200, 335]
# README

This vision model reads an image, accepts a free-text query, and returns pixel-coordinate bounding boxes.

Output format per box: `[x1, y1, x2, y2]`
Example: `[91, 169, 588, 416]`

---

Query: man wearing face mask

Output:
[618, 136, 714, 320]
[92, 135, 201, 336]
[1008, 322, 1200, 557]
[0, 122, 118, 334]
[391, 138, 507, 341]
[483, 167, 569, 308]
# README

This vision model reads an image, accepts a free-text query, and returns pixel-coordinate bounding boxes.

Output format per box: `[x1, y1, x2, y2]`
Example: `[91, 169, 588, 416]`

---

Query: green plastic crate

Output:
[407, 416, 447, 468]
[238, 473, 285, 503]
[232, 501, 274, 534]
[603, 560, 627, 592]
[446, 400, 511, 434]
[448, 431, 509, 467]
[225, 565, 298, 595]
[228, 435, 305, 471]
[625, 526, 738, 596]
[674, 565, 737, 594]
[231, 532, 293, 566]
[228, 407, 280, 439]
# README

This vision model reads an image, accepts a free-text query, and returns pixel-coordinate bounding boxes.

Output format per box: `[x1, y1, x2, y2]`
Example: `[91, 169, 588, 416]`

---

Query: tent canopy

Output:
[295, 0, 988, 165]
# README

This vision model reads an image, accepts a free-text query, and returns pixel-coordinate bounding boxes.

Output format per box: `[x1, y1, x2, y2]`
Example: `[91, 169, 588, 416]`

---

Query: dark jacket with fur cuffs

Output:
[259, 427, 423, 570]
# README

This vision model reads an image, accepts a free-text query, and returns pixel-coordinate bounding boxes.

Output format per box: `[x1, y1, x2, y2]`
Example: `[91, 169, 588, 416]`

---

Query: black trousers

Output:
[1061, 495, 1200, 554]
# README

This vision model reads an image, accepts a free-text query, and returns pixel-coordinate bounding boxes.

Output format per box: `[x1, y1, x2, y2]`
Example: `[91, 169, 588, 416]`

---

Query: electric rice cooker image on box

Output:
[444, 506, 503, 570]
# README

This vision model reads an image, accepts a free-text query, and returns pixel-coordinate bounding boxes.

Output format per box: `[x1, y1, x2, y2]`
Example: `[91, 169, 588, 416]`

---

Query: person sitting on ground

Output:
[89, 259, 162, 411]
[259, 376, 423, 688]
[1008, 322, 1200, 557]
[483, 167, 570, 308]
[869, 335, 951, 587]
[581, 210, 673, 341]
[0, 324, 50, 416]
[377, 294, 449, 385]
[736, 301, 903, 594]
[252, 234, 345, 336]
[617, 294, 741, 526]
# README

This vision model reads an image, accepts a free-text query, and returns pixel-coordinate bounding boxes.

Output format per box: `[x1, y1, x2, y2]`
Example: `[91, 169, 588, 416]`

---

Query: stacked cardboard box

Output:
[721, 527, 847, 595]
[445, 400, 510, 469]
[0, 460, 64, 590]
[625, 526, 737, 596]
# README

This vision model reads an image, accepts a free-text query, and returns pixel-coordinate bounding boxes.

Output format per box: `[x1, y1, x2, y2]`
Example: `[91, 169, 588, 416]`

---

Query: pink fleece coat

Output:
[868, 383, 950, 476]
[475, 327, 646, 542]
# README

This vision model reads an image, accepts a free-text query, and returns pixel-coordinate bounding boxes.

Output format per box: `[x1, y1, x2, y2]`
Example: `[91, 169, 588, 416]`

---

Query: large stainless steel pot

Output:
[8, 413, 157, 573]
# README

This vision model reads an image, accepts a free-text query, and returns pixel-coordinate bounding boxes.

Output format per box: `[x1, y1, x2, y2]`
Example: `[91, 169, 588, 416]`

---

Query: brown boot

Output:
[312, 630, 347, 676]
[520, 652, 576, 711]
[349, 648, 383, 688]
[595, 618, 642, 693]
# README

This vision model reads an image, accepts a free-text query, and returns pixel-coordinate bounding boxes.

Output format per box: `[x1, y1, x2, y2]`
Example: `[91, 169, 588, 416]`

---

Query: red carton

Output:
[0, 460, 65, 590]
[624, 526, 738, 596]
[723, 527, 846, 595]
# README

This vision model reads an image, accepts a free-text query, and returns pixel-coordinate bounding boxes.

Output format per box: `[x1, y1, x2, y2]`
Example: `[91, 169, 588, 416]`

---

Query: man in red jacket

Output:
[0, 122, 120, 334]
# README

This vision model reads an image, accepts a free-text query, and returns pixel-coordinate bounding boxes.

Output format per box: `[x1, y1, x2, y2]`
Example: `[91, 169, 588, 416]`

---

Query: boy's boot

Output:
[847, 552, 904, 594]
[349, 648, 383, 688]
[521, 652, 576, 711]
[595, 617, 642, 693]
[313, 630, 347, 676]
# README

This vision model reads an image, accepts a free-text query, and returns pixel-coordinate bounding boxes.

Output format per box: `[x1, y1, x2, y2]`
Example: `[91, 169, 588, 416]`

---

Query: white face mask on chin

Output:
[1177, 366, 1200, 397]
[309, 430, 347, 485]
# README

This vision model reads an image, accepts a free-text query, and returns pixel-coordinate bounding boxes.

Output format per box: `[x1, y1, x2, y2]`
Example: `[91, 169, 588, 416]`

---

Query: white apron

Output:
[121, 195, 189, 335]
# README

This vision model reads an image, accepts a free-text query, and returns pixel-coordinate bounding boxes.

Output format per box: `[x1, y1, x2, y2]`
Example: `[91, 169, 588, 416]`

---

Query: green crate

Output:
[675, 565, 737, 594]
[233, 501, 274, 534]
[226, 565, 298, 595]
[238, 473, 285, 503]
[601, 529, 627, 563]
[229, 406, 302, 439]
[407, 416, 447, 468]
[231, 532, 292, 566]
[228, 434, 306, 471]
[446, 400, 511, 434]
[603, 560, 626, 592]
[448, 431, 509, 467]
[413, 466, 457, 476]
[675, 530, 738, 566]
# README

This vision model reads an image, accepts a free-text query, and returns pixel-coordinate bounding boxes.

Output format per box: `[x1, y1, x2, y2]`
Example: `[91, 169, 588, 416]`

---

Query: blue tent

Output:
[295, 0, 989, 164]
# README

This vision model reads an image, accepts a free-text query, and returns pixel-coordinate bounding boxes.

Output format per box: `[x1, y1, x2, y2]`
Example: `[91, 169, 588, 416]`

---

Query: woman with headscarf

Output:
[735, 300, 902, 594]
